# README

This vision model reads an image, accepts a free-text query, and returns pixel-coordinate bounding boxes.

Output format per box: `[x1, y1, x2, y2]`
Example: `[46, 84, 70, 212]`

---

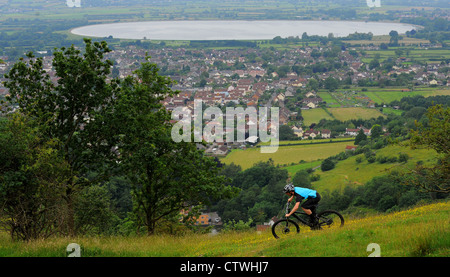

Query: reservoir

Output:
[71, 20, 416, 40]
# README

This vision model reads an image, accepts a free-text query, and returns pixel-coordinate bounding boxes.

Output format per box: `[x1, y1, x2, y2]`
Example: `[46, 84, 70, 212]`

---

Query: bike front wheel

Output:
[317, 210, 344, 230]
[272, 219, 300, 239]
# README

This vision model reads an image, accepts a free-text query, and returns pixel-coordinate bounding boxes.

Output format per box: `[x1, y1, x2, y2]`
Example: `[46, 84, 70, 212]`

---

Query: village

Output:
[1, 37, 449, 160]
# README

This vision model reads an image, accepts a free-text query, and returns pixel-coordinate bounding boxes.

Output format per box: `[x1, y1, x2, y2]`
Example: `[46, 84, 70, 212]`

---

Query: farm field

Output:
[317, 91, 340, 107]
[328, 107, 386, 121]
[1, 201, 448, 257]
[360, 87, 450, 104]
[348, 35, 430, 46]
[301, 108, 334, 126]
[319, 87, 450, 109]
[312, 144, 438, 192]
[259, 138, 354, 146]
[364, 48, 450, 63]
[221, 141, 351, 170]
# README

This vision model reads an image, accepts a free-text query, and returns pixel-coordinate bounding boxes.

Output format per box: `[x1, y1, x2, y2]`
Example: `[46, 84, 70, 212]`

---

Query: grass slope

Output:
[1, 202, 448, 257]
[312, 144, 438, 192]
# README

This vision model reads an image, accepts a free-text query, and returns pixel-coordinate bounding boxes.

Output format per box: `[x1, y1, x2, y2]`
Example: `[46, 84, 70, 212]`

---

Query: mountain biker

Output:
[283, 183, 321, 226]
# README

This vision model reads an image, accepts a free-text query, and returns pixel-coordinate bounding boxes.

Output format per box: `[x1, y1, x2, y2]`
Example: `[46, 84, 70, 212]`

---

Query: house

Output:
[346, 126, 371, 136]
[256, 216, 278, 232]
[345, 145, 358, 151]
[306, 102, 317, 109]
[303, 129, 320, 139]
[305, 92, 316, 98]
[321, 129, 331, 138]
[345, 128, 360, 136]
[215, 145, 229, 156]
[291, 126, 303, 137]
[302, 97, 322, 109]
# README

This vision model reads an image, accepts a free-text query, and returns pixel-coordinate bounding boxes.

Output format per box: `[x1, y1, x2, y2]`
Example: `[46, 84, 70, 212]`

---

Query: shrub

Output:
[321, 158, 335, 171]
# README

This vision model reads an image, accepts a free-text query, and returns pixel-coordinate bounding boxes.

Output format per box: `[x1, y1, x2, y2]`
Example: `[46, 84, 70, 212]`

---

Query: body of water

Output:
[71, 20, 416, 40]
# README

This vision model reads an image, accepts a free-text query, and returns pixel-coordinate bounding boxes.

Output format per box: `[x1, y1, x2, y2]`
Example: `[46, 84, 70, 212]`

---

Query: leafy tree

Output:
[354, 129, 367, 145]
[292, 170, 312, 188]
[74, 184, 118, 235]
[370, 124, 382, 139]
[389, 30, 399, 46]
[321, 158, 335, 172]
[324, 76, 339, 92]
[0, 114, 70, 241]
[110, 59, 238, 235]
[279, 124, 296, 140]
[4, 39, 121, 236]
[407, 104, 449, 194]
[213, 160, 288, 224]
[369, 58, 380, 70]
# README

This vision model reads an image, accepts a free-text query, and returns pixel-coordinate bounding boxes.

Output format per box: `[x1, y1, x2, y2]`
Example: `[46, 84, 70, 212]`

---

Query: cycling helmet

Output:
[283, 183, 294, 193]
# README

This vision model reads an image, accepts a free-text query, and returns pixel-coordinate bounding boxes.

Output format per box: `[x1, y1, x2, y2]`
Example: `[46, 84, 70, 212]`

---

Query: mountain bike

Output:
[272, 200, 345, 239]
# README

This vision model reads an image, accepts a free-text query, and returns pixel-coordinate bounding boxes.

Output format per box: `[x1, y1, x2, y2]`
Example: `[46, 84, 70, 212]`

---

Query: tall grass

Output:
[1, 201, 448, 257]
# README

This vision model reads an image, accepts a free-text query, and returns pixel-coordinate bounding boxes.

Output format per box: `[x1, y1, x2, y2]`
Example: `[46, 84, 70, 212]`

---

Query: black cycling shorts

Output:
[301, 192, 321, 210]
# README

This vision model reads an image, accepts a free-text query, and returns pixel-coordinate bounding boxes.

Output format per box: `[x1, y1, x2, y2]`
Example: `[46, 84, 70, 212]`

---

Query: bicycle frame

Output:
[284, 201, 315, 227]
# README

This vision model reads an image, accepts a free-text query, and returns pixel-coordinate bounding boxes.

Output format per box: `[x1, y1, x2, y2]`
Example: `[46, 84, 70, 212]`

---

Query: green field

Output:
[303, 88, 450, 125]
[259, 138, 354, 146]
[221, 141, 352, 170]
[312, 144, 439, 192]
[1, 201, 448, 257]
[361, 87, 450, 104]
[328, 107, 386, 121]
[282, 160, 322, 176]
[317, 91, 341, 107]
[364, 48, 450, 63]
[302, 108, 334, 126]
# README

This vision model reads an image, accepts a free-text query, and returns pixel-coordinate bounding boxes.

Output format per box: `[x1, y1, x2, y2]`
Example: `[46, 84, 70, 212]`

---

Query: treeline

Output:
[401, 16, 450, 45]
[190, 40, 257, 48]
[212, 160, 288, 224]
[0, 19, 93, 59]
[270, 31, 373, 45]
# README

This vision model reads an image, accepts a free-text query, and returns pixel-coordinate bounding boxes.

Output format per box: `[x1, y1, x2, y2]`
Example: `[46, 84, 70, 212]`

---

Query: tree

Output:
[407, 104, 449, 194]
[321, 158, 335, 172]
[279, 124, 296, 140]
[292, 170, 312, 188]
[4, 39, 120, 236]
[389, 30, 399, 46]
[307, 78, 319, 91]
[0, 114, 70, 241]
[354, 129, 367, 145]
[369, 58, 380, 70]
[111, 59, 237, 235]
[324, 76, 339, 92]
[370, 124, 383, 139]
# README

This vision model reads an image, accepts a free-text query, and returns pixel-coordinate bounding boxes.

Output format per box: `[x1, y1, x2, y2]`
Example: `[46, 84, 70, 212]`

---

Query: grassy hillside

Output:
[0, 201, 448, 257]
[312, 144, 438, 192]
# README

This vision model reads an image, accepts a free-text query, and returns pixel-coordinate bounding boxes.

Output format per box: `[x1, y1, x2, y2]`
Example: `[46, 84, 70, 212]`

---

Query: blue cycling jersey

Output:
[294, 187, 317, 201]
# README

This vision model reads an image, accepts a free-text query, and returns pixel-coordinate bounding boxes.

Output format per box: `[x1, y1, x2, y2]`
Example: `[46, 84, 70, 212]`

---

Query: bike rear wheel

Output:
[317, 210, 344, 230]
[272, 219, 300, 239]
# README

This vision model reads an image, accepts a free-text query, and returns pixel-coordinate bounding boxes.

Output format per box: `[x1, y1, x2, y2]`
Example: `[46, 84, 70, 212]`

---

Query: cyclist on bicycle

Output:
[283, 183, 321, 225]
